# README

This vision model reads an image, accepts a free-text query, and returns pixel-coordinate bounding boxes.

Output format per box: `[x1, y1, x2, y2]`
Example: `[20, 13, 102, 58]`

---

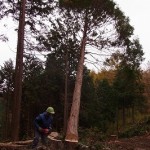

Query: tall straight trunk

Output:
[65, 15, 88, 143]
[122, 98, 126, 127]
[11, 0, 26, 141]
[132, 104, 135, 123]
[26, 104, 30, 137]
[64, 52, 69, 134]
[116, 106, 119, 135]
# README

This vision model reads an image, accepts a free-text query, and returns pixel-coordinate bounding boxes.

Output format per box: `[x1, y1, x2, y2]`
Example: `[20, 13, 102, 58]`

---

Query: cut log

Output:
[13, 140, 32, 145]
[0, 142, 28, 149]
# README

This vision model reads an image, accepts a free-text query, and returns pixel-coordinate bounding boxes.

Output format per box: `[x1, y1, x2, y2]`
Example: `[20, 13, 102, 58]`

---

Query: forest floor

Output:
[0, 132, 150, 150]
[105, 133, 150, 150]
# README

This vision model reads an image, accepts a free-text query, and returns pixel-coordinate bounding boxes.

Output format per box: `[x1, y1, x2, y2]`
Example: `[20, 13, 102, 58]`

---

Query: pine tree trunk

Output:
[11, 0, 26, 141]
[65, 14, 88, 142]
[64, 52, 69, 134]
[132, 104, 135, 123]
[122, 98, 126, 127]
[116, 106, 119, 135]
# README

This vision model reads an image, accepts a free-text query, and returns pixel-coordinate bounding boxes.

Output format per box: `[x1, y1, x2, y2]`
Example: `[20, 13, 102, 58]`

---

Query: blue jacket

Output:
[34, 112, 53, 130]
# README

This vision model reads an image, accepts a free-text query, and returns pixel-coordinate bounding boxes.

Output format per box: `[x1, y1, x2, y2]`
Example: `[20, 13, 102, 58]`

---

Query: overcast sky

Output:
[0, 0, 150, 69]
[114, 0, 150, 69]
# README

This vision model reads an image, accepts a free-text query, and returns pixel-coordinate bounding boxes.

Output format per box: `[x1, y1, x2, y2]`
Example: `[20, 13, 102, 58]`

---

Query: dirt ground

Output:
[106, 133, 150, 150]
[0, 133, 150, 150]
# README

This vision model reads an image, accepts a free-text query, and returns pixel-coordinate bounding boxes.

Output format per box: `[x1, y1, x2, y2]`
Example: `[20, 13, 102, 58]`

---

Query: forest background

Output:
[0, 0, 150, 145]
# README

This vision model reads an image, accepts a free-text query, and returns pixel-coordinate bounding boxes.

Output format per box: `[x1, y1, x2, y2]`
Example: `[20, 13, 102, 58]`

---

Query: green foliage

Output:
[0, 55, 148, 141]
[0, 60, 15, 92]
[119, 116, 150, 138]
[79, 127, 106, 145]
[59, 0, 92, 8]
[80, 67, 96, 127]
[80, 70, 117, 132]
[111, 38, 146, 128]
[22, 56, 44, 104]
[94, 79, 117, 128]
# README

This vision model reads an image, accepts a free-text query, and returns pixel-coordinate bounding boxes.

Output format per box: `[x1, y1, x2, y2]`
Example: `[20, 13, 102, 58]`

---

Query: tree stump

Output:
[109, 135, 118, 141]
[64, 141, 78, 150]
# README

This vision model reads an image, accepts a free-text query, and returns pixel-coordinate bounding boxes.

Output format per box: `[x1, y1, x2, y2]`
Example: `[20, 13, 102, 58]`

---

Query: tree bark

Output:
[65, 14, 88, 142]
[11, 0, 26, 141]
[132, 104, 135, 123]
[122, 98, 126, 127]
[64, 52, 69, 134]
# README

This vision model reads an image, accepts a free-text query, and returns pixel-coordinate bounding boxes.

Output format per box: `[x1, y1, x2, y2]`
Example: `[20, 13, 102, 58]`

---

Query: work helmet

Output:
[46, 107, 55, 114]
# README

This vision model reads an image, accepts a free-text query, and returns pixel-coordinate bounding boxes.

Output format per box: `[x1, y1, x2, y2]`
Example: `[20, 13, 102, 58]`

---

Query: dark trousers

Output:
[32, 129, 48, 148]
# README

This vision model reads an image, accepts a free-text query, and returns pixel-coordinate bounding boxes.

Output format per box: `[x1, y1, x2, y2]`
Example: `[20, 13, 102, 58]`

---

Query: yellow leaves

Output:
[90, 69, 116, 85]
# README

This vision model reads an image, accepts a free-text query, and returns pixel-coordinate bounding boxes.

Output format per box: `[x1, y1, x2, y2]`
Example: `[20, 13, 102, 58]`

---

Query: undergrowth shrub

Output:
[119, 116, 150, 138]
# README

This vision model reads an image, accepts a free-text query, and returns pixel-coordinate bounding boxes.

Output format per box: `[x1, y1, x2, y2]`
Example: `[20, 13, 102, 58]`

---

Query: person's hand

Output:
[43, 128, 49, 134]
